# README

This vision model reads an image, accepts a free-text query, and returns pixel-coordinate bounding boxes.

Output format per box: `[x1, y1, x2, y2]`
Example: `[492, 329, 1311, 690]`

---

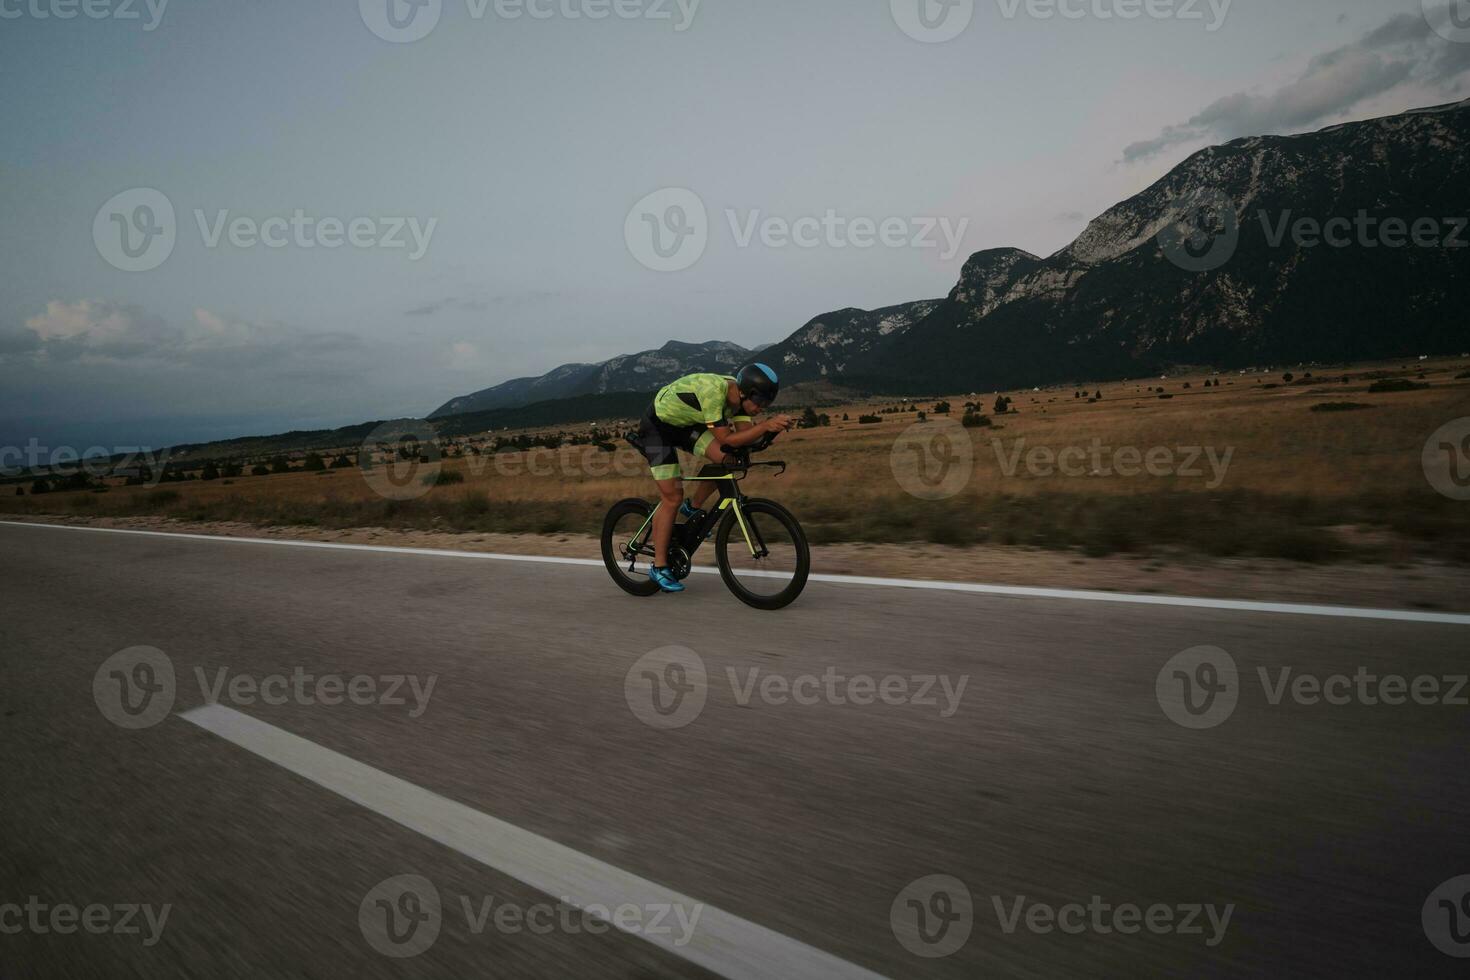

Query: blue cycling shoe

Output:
[678, 500, 704, 521]
[648, 566, 686, 593]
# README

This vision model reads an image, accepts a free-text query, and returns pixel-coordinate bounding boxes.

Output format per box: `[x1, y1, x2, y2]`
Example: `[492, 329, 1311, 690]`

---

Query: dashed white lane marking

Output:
[6, 519, 1470, 625]
[179, 704, 885, 980]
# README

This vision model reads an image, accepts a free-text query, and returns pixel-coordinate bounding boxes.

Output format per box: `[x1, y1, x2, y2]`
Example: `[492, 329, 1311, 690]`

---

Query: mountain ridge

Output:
[433, 97, 1469, 411]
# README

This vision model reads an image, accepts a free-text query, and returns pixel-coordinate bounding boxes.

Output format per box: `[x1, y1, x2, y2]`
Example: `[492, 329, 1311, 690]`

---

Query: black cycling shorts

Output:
[637, 405, 724, 480]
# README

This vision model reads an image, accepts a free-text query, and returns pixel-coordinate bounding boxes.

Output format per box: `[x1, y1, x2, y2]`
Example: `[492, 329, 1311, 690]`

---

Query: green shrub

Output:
[1368, 379, 1428, 393]
[1310, 402, 1374, 413]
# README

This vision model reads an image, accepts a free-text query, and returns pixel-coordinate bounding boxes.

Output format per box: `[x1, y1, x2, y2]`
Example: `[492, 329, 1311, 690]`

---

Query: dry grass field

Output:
[7, 357, 1470, 564]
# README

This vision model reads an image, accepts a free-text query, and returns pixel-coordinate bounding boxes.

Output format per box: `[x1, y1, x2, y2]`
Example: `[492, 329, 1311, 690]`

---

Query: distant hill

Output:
[430, 340, 755, 417]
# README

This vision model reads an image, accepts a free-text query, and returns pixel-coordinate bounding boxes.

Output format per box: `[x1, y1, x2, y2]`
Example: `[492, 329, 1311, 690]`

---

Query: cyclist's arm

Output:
[711, 418, 784, 448]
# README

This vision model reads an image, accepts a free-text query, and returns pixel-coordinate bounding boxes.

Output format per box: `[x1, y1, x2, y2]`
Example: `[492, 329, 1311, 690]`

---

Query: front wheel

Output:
[602, 499, 661, 597]
[715, 499, 810, 610]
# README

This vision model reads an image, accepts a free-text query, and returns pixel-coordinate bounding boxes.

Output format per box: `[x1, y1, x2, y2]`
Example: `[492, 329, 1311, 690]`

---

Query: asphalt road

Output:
[2, 521, 1468, 978]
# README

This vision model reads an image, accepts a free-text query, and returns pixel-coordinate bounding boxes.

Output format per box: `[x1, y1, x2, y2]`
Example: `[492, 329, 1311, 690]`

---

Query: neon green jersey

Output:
[653, 373, 742, 428]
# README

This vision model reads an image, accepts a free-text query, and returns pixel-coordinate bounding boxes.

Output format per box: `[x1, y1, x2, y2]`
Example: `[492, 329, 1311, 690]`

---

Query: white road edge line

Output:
[6, 519, 1470, 626]
[178, 704, 885, 980]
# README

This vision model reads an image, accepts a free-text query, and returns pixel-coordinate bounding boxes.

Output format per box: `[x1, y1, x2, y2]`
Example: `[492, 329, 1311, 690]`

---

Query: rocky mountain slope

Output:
[854, 97, 1470, 392]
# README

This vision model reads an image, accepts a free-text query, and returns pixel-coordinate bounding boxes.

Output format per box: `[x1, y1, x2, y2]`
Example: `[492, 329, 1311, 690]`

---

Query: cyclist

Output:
[636, 363, 792, 593]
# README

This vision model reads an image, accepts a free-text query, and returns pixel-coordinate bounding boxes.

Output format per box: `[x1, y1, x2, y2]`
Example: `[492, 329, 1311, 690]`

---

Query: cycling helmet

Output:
[736, 363, 780, 408]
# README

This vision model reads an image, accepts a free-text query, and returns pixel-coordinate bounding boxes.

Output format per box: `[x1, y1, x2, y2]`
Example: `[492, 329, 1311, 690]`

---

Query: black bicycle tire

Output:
[601, 498, 662, 597]
[715, 498, 810, 610]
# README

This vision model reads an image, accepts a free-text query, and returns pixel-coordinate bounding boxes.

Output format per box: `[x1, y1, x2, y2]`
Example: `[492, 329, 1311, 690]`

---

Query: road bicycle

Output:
[600, 432, 810, 610]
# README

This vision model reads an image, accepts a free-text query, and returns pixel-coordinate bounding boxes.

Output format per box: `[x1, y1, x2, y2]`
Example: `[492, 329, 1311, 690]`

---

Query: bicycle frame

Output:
[621, 469, 768, 565]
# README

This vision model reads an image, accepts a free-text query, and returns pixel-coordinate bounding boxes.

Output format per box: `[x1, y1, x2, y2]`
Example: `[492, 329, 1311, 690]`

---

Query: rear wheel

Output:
[601, 499, 661, 597]
[715, 499, 810, 610]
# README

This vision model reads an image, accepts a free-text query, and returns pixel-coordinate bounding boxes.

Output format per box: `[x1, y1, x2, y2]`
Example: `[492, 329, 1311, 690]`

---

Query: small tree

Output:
[303, 453, 327, 472]
[251, 464, 270, 477]
[1094, 390, 1102, 399]
[994, 395, 1011, 414]
[270, 456, 292, 474]
[933, 401, 951, 415]
[31, 478, 50, 494]
[201, 461, 221, 481]
[331, 455, 353, 469]
[1283, 372, 1295, 383]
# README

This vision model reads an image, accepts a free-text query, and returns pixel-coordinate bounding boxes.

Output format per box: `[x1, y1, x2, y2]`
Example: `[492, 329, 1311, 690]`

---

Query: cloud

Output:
[8, 300, 361, 365]
[404, 297, 491, 316]
[1123, 13, 1470, 163]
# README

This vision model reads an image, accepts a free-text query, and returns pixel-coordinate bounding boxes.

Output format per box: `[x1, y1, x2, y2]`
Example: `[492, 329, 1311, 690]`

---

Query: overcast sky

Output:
[2, 0, 1467, 449]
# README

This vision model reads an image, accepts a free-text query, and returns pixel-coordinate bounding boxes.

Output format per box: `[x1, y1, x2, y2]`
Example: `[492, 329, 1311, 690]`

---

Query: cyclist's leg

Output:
[688, 431, 730, 510]
[637, 407, 690, 568]
[651, 475, 683, 566]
